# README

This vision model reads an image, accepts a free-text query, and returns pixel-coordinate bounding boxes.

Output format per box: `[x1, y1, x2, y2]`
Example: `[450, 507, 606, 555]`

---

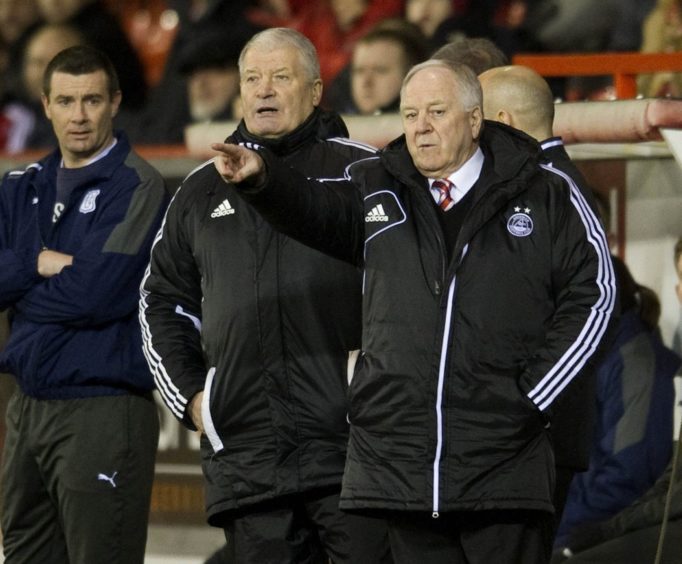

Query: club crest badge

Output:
[79, 189, 100, 214]
[507, 206, 533, 237]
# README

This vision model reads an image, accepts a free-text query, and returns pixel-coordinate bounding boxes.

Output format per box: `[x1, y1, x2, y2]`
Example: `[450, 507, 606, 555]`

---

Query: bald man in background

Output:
[479, 65, 596, 205]
[479, 64, 605, 532]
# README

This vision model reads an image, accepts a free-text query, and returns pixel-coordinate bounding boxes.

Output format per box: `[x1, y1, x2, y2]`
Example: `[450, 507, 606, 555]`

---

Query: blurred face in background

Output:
[188, 65, 240, 121]
[351, 39, 407, 115]
[330, 0, 368, 30]
[240, 43, 322, 138]
[23, 24, 83, 102]
[36, 0, 92, 23]
[0, 0, 40, 43]
[405, 0, 453, 37]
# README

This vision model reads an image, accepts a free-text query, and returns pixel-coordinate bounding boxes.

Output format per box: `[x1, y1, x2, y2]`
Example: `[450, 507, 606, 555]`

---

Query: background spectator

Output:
[258, 0, 404, 84]
[330, 20, 428, 115]
[406, 0, 531, 56]
[404, 0, 456, 40]
[130, 0, 262, 144]
[432, 36, 508, 74]
[0, 0, 41, 146]
[36, 0, 148, 109]
[0, 0, 40, 95]
[522, 0, 657, 100]
[555, 255, 680, 549]
[178, 31, 244, 124]
[551, 242, 682, 564]
[638, 0, 682, 98]
[1, 23, 84, 152]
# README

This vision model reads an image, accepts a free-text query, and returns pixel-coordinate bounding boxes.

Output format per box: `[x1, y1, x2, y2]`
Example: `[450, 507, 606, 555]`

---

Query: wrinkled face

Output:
[42, 70, 120, 168]
[240, 44, 322, 138]
[188, 66, 240, 121]
[401, 66, 482, 178]
[405, 0, 453, 37]
[351, 39, 406, 115]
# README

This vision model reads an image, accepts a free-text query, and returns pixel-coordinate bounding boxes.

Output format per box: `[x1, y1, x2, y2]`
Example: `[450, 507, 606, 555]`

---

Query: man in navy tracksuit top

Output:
[0, 46, 168, 564]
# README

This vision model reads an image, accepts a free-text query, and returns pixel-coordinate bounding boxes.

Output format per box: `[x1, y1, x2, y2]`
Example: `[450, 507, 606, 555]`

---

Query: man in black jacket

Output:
[139, 28, 381, 564]
[478, 64, 603, 530]
[212, 59, 616, 564]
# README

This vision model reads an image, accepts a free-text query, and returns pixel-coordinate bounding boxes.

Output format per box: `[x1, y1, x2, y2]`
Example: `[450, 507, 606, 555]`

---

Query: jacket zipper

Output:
[432, 244, 468, 518]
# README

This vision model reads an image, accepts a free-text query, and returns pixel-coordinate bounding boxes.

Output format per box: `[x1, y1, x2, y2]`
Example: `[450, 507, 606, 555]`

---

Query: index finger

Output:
[211, 142, 237, 156]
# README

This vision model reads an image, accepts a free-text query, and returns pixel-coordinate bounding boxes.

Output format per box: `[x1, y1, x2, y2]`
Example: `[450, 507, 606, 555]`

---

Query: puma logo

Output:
[97, 471, 118, 488]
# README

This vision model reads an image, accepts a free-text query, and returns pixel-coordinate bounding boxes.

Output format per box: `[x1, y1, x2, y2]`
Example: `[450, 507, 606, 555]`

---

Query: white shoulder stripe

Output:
[182, 158, 217, 183]
[327, 136, 378, 153]
[527, 164, 616, 411]
[315, 155, 380, 183]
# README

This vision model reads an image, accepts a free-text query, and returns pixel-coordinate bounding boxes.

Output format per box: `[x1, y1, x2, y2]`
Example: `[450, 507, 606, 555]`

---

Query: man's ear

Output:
[311, 79, 323, 106]
[471, 106, 483, 139]
[41, 93, 51, 120]
[111, 90, 122, 118]
[497, 109, 513, 126]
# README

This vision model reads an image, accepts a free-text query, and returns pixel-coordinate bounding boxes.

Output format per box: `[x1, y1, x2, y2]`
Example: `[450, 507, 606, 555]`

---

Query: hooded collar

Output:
[380, 120, 541, 188]
[227, 107, 349, 156]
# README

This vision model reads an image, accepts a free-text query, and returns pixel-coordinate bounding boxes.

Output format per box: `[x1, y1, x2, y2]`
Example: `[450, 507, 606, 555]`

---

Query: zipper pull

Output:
[432, 511, 440, 519]
[434, 281, 442, 295]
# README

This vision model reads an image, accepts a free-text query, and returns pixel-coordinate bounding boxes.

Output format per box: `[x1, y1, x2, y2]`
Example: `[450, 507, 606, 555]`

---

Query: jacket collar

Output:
[380, 120, 541, 188]
[227, 107, 349, 156]
[37, 130, 131, 184]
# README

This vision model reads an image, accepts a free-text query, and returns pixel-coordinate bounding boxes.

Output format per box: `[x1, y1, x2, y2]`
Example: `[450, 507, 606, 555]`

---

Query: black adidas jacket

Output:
[235, 121, 616, 515]
[139, 109, 375, 522]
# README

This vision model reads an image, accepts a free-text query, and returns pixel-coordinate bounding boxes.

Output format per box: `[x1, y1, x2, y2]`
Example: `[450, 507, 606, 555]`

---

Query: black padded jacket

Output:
[140, 109, 375, 522]
[236, 121, 617, 516]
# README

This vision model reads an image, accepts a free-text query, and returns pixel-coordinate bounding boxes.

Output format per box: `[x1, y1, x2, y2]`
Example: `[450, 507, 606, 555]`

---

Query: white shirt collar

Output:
[60, 137, 118, 168]
[427, 146, 484, 205]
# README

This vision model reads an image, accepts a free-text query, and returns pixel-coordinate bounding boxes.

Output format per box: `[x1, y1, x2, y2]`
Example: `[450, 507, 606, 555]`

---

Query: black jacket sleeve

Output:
[139, 184, 207, 430]
[238, 150, 366, 266]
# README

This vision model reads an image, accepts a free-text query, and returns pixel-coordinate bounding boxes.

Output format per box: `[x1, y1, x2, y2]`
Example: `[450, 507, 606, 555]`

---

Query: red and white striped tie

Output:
[433, 178, 454, 211]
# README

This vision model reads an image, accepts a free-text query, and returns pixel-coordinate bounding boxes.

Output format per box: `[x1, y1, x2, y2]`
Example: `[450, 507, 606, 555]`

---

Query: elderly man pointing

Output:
[213, 60, 615, 564]
[140, 27, 384, 564]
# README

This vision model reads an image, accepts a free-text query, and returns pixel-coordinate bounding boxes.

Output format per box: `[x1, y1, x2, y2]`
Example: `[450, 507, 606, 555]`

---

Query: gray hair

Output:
[431, 37, 508, 75]
[238, 27, 321, 83]
[401, 59, 482, 111]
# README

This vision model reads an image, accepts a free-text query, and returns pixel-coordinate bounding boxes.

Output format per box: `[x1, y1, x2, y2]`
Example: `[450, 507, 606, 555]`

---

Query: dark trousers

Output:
[553, 466, 576, 533]
[386, 509, 555, 564]
[1, 391, 159, 564]
[221, 489, 392, 564]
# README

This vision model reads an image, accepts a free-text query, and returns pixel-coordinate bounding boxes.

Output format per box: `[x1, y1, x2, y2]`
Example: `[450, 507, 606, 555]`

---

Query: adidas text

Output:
[365, 204, 389, 222]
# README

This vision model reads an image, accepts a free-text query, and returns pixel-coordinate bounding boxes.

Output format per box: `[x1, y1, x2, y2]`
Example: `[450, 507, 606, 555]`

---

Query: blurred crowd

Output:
[0, 0, 679, 153]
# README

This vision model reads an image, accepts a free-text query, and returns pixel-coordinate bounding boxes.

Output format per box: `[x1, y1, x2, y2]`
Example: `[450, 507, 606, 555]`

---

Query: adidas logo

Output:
[211, 199, 235, 218]
[365, 204, 389, 222]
